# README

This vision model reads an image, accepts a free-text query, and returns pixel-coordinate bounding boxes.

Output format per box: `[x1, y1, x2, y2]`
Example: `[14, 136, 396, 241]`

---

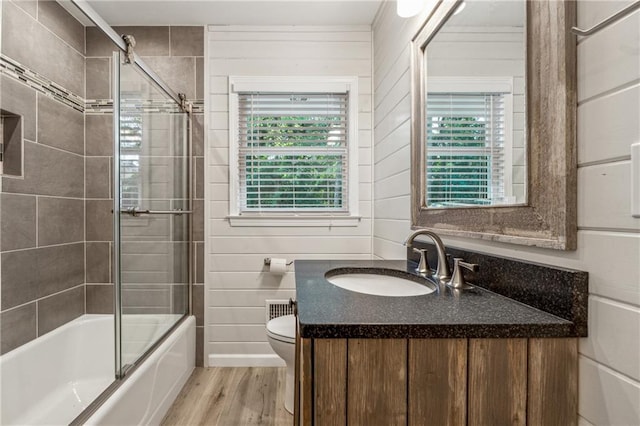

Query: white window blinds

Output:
[426, 92, 506, 207]
[236, 92, 349, 212]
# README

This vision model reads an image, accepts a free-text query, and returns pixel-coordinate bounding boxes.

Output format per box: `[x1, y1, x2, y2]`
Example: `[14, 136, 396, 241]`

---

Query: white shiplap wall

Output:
[372, 1, 640, 424]
[205, 26, 373, 366]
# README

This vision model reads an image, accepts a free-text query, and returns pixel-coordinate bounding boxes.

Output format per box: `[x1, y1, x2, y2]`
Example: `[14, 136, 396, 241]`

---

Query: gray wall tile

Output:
[1, 243, 84, 310]
[37, 0, 85, 55]
[0, 75, 37, 142]
[121, 212, 171, 243]
[193, 284, 203, 326]
[86, 26, 169, 57]
[117, 26, 170, 56]
[0, 248, 38, 310]
[86, 58, 111, 100]
[133, 156, 187, 200]
[86, 114, 114, 156]
[35, 243, 85, 299]
[192, 114, 204, 156]
[86, 157, 111, 199]
[192, 199, 204, 241]
[195, 326, 203, 367]
[2, 142, 84, 198]
[1, 194, 36, 251]
[142, 57, 195, 100]
[195, 156, 204, 199]
[195, 241, 204, 284]
[11, 0, 37, 18]
[38, 197, 84, 246]
[37, 94, 84, 155]
[86, 242, 110, 283]
[86, 284, 114, 314]
[86, 199, 113, 241]
[122, 285, 171, 309]
[2, 113, 23, 176]
[37, 285, 84, 336]
[2, 1, 84, 96]
[85, 27, 113, 58]
[0, 303, 37, 355]
[170, 26, 204, 57]
[196, 57, 204, 99]
[171, 284, 188, 314]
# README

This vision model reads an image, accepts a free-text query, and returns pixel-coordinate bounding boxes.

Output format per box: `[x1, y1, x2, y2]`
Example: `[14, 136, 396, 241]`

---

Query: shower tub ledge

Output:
[0, 314, 195, 425]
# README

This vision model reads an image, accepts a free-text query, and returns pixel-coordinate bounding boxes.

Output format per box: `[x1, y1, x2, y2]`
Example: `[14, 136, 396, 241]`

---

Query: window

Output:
[228, 77, 359, 225]
[426, 78, 514, 208]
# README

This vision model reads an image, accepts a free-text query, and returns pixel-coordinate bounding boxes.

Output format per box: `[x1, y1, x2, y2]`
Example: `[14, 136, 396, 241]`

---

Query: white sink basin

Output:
[325, 268, 437, 297]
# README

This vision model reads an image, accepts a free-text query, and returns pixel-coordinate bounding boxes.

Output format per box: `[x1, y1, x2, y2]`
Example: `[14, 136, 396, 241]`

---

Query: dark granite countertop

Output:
[295, 259, 578, 339]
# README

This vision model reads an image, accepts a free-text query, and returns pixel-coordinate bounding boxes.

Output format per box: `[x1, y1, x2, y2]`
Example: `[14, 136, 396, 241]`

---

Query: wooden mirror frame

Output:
[410, 0, 577, 250]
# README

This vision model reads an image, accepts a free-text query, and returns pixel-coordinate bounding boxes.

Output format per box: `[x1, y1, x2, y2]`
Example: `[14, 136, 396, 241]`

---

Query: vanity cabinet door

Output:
[528, 338, 578, 426]
[314, 339, 347, 425]
[347, 339, 407, 425]
[408, 339, 467, 426]
[468, 339, 528, 426]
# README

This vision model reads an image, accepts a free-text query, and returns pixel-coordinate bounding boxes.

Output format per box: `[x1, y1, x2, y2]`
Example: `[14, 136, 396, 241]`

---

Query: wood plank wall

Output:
[371, 1, 640, 424]
[205, 26, 374, 367]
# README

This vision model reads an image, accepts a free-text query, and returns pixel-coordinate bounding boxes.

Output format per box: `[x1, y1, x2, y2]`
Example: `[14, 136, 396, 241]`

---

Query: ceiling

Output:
[79, 0, 383, 26]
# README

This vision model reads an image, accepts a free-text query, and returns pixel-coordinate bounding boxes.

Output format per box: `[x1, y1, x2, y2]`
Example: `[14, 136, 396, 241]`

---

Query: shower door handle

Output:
[122, 207, 193, 217]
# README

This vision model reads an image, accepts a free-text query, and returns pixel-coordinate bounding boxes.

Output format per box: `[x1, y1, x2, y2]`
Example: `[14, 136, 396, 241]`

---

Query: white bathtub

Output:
[0, 314, 195, 425]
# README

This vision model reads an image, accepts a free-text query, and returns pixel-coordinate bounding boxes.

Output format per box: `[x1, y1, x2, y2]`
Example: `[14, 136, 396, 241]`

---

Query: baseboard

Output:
[208, 354, 286, 367]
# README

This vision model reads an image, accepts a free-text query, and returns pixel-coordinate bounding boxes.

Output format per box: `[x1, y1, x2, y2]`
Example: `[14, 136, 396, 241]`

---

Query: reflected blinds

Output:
[120, 114, 142, 209]
[237, 92, 349, 212]
[426, 92, 506, 207]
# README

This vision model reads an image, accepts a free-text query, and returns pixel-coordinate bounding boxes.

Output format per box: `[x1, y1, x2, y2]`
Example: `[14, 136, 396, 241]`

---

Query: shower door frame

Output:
[112, 51, 194, 379]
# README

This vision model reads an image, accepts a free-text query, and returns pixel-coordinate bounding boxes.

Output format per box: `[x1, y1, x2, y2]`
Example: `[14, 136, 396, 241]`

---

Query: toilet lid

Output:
[266, 314, 296, 341]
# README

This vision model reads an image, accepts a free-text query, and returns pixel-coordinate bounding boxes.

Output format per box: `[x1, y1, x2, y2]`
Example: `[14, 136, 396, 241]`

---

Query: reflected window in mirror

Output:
[422, 0, 526, 208]
[426, 77, 515, 207]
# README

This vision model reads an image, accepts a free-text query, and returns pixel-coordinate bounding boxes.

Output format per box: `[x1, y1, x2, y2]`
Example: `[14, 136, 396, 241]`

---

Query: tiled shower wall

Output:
[84, 25, 205, 365]
[1, 1, 205, 364]
[0, 0, 86, 354]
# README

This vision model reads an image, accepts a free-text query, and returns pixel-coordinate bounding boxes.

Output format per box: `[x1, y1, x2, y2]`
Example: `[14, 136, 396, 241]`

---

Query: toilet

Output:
[266, 314, 296, 414]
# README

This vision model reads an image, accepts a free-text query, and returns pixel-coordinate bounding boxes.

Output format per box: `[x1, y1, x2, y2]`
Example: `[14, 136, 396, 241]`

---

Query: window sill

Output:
[227, 214, 361, 227]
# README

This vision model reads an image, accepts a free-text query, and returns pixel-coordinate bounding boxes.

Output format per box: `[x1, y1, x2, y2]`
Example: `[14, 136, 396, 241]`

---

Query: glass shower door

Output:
[113, 52, 190, 377]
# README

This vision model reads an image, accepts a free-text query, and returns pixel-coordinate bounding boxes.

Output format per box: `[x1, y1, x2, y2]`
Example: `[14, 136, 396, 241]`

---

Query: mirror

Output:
[424, 0, 526, 208]
[411, 0, 577, 249]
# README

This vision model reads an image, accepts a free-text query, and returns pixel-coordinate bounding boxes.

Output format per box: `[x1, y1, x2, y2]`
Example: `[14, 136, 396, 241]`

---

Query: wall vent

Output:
[265, 299, 293, 322]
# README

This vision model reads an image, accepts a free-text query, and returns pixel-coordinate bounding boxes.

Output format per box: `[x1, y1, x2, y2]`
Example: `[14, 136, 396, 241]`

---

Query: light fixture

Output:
[396, 0, 425, 18]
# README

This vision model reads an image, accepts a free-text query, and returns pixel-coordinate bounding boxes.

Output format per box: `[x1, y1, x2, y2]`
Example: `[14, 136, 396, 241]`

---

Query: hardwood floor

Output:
[162, 367, 293, 426]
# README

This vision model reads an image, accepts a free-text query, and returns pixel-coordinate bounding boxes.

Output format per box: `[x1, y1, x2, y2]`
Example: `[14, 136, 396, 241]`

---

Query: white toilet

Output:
[266, 314, 296, 414]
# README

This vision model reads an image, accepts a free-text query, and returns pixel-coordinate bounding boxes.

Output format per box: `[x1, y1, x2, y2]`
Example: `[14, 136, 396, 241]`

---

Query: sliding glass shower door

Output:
[113, 52, 190, 377]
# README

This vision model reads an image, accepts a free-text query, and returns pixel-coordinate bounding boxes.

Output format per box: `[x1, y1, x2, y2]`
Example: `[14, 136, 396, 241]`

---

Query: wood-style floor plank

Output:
[162, 367, 292, 426]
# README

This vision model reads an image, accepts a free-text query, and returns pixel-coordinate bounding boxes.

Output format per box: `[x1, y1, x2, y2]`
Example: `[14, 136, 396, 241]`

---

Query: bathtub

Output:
[0, 314, 195, 425]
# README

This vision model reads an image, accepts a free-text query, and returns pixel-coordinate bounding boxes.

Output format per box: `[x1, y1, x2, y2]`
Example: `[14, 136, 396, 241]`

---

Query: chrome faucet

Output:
[404, 230, 452, 282]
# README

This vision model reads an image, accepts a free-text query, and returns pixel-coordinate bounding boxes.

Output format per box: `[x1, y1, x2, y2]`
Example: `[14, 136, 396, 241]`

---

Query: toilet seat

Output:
[266, 314, 296, 344]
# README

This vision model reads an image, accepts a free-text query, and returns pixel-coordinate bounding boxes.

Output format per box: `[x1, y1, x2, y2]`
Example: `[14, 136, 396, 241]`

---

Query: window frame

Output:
[228, 76, 360, 227]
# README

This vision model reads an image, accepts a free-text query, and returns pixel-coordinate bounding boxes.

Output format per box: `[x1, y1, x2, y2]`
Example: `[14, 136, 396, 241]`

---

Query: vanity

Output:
[293, 253, 587, 426]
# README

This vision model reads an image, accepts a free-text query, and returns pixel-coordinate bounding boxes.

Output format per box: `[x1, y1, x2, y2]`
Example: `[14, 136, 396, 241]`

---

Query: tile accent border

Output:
[1, 54, 204, 115]
[1, 54, 85, 112]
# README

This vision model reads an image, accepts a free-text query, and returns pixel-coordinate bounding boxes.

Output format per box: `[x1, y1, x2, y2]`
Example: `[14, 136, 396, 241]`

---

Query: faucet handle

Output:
[412, 248, 432, 275]
[447, 258, 479, 289]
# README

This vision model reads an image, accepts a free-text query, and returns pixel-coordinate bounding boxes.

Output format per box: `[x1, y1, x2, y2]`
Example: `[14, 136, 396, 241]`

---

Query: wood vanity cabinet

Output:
[295, 337, 577, 426]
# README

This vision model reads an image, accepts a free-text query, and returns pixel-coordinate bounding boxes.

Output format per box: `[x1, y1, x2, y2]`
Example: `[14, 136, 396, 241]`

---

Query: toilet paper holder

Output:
[264, 258, 294, 266]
